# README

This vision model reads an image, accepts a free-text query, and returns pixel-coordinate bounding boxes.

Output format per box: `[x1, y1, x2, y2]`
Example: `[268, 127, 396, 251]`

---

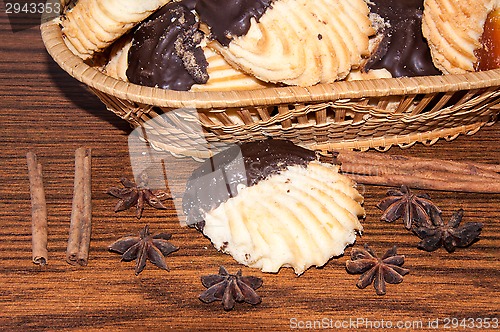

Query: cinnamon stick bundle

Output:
[66, 147, 92, 266]
[335, 150, 500, 193]
[26, 152, 48, 266]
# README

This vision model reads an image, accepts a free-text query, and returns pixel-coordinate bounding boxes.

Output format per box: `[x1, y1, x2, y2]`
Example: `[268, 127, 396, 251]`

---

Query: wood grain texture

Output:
[0, 13, 499, 331]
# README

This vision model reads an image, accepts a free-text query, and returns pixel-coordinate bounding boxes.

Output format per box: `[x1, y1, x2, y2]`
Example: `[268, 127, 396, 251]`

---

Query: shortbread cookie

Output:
[201, 161, 365, 275]
[197, 0, 374, 86]
[364, 0, 440, 77]
[422, 0, 500, 74]
[61, 0, 172, 60]
[183, 140, 365, 275]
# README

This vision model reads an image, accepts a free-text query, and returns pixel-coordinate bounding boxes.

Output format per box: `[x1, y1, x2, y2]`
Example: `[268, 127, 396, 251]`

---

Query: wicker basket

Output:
[41, 19, 500, 158]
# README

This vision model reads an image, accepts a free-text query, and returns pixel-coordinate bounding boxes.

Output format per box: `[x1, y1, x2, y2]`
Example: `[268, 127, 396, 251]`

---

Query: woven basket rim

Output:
[41, 19, 500, 109]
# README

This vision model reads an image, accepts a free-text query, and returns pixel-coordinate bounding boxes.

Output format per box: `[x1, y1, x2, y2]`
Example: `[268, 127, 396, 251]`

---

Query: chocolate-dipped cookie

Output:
[183, 140, 365, 275]
[126, 1, 209, 91]
[364, 0, 441, 77]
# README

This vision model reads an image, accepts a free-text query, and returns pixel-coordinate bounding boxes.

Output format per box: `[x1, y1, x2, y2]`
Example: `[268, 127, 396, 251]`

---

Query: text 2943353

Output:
[3, 0, 61, 32]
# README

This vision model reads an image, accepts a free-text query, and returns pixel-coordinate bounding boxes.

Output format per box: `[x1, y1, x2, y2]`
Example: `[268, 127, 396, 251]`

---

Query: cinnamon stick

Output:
[26, 152, 48, 266]
[340, 164, 500, 185]
[66, 148, 92, 266]
[77, 150, 92, 266]
[337, 150, 500, 180]
[335, 150, 500, 193]
[347, 173, 500, 193]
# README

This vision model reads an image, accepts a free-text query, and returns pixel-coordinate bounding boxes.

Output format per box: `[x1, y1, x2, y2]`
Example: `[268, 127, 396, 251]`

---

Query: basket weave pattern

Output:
[41, 20, 500, 158]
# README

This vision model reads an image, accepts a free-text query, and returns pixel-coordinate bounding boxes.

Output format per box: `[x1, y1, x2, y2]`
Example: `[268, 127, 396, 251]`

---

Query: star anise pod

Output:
[108, 225, 178, 275]
[377, 185, 440, 229]
[413, 208, 483, 253]
[199, 266, 263, 311]
[107, 174, 169, 219]
[346, 244, 409, 296]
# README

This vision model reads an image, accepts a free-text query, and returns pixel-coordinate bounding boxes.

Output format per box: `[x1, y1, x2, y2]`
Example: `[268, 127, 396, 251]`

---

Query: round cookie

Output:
[197, 0, 375, 86]
[182, 140, 365, 275]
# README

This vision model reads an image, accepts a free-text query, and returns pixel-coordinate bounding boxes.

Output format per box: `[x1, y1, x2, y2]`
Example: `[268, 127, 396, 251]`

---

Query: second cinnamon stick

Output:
[66, 147, 92, 266]
[77, 151, 92, 266]
[335, 150, 500, 193]
[347, 172, 500, 193]
[26, 152, 48, 266]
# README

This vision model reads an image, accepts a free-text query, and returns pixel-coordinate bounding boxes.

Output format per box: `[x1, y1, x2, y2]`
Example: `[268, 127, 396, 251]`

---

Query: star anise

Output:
[377, 185, 440, 229]
[199, 266, 263, 311]
[108, 225, 178, 275]
[346, 244, 409, 296]
[413, 208, 483, 253]
[107, 174, 169, 219]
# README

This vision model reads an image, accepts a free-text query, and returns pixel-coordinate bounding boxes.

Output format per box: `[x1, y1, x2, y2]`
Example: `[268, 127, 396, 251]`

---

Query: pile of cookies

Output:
[59, 0, 500, 90]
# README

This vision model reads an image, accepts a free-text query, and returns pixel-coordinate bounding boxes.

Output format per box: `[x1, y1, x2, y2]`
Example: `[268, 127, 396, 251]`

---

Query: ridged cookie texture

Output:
[190, 48, 273, 91]
[103, 35, 132, 82]
[61, 0, 172, 60]
[209, 0, 374, 86]
[422, 0, 500, 74]
[201, 161, 365, 275]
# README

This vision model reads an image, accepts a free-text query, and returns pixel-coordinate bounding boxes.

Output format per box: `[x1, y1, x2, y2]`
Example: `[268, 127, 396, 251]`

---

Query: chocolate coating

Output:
[181, 0, 197, 10]
[182, 140, 316, 228]
[195, 0, 273, 46]
[126, 2, 208, 91]
[365, 0, 441, 77]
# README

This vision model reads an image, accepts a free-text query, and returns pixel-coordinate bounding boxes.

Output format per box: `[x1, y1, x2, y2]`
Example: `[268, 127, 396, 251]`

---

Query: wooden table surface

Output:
[1, 12, 499, 331]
